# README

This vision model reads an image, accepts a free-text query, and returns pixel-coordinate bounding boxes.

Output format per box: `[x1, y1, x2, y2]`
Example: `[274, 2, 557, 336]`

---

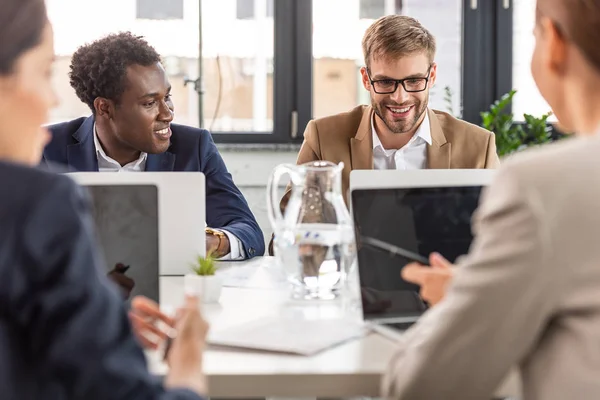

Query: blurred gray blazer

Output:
[382, 135, 600, 400]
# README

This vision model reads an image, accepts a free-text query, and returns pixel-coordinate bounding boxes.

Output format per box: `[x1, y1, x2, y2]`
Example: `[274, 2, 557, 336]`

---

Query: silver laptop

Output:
[67, 172, 206, 301]
[349, 169, 495, 339]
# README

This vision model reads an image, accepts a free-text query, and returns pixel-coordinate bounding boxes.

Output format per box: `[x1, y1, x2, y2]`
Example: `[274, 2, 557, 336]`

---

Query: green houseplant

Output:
[480, 89, 555, 157]
[190, 253, 218, 276]
[184, 253, 222, 303]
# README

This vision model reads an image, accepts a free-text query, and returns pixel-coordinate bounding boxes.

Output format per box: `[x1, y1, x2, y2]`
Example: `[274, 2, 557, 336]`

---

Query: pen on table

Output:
[162, 326, 178, 360]
[160, 305, 178, 361]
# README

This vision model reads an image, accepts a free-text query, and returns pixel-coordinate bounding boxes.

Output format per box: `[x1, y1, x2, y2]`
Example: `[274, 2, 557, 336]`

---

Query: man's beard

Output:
[371, 95, 428, 134]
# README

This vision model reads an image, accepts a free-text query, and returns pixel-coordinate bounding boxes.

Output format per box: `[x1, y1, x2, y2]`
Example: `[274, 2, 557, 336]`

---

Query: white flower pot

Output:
[183, 274, 222, 303]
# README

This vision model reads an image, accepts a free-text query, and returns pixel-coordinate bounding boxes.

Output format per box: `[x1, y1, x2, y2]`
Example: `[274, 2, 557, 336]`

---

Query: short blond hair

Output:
[362, 15, 436, 68]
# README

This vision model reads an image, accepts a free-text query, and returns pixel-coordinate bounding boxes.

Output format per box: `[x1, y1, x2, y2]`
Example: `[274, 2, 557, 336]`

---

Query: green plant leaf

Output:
[523, 112, 553, 145]
[480, 112, 494, 131]
[190, 253, 219, 276]
[482, 89, 556, 157]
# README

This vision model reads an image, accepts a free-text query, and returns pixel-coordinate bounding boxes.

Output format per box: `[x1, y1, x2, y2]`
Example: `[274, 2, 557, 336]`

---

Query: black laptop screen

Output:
[352, 186, 483, 320]
[87, 185, 160, 303]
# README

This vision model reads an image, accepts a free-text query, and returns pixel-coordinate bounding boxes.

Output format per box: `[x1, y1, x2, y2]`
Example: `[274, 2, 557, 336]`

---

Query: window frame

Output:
[208, 0, 310, 144]
[207, 0, 515, 144]
[462, 0, 513, 125]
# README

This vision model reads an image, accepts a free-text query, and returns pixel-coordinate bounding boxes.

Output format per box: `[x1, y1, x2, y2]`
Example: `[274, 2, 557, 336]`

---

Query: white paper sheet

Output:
[207, 316, 367, 355]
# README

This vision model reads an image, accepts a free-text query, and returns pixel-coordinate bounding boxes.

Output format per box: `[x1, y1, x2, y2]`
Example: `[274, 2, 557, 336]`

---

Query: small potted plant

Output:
[184, 252, 222, 303]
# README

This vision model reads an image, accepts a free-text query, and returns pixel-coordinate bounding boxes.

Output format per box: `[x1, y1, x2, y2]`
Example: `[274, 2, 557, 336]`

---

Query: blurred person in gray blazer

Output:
[383, 0, 600, 399]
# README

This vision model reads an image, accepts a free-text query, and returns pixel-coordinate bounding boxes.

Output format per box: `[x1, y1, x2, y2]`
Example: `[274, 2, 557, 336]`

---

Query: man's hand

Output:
[402, 253, 455, 306]
[206, 231, 230, 258]
[165, 296, 209, 396]
[128, 296, 175, 350]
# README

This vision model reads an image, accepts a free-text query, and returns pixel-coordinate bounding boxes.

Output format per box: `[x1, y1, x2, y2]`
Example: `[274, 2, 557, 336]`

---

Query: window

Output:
[512, 0, 555, 121]
[236, 0, 254, 19]
[46, 0, 521, 144]
[359, 0, 403, 19]
[314, 0, 462, 120]
[136, 0, 184, 20]
[236, 0, 274, 20]
[203, 0, 275, 134]
[46, 0, 286, 141]
[47, 0, 198, 125]
[360, 0, 385, 19]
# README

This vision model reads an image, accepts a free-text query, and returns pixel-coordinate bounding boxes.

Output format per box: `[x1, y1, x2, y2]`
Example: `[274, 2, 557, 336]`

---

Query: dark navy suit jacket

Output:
[0, 161, 203, 399]
[43, 116, 264, 258]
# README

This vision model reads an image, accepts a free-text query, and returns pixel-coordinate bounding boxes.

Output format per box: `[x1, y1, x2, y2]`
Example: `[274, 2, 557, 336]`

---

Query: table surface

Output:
[148, 257, 520, 398]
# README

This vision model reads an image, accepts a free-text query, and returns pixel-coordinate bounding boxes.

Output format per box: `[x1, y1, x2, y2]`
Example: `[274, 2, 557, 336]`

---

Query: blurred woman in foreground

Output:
[0, 0, 207, 398]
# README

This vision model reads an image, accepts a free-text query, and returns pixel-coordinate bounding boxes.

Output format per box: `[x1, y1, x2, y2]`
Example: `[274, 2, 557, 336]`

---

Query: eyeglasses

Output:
[366, 66, 432, 94]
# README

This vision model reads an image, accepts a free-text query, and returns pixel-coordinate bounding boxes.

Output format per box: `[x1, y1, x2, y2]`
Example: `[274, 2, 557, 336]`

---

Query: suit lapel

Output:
[145, 152, 176, 171]
[350, 106, 374, 170]
[426, 109, 451, 169]
[67, 116, 99, 171]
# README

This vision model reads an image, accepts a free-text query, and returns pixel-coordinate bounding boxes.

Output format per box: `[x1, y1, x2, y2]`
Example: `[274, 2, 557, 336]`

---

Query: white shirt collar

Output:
[371, 109, 432, 151]
[93, 124, 147, 172]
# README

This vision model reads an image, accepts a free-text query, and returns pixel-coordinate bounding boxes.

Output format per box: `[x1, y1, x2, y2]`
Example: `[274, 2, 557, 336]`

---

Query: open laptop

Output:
[67, 172, 206, 302]
[349, 169, 495, 338]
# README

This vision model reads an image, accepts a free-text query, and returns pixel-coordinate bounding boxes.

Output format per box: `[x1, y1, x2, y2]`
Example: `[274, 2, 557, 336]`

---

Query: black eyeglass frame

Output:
[365, 65, 433, 94]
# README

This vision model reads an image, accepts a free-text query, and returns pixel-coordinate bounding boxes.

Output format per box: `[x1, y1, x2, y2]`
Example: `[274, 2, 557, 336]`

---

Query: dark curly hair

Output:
[69, 32, 161, 112]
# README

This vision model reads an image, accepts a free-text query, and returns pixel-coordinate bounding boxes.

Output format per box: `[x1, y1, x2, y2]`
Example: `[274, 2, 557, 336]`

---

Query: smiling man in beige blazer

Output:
[296, 15, 499, 200]
[382, 0, 600, 399]
[269, 15, 499, 255]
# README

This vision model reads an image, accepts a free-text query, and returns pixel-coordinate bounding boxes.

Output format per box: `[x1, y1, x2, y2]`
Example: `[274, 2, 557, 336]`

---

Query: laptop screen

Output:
[352, 186, 483, 322]
[86, 184, 160, 302]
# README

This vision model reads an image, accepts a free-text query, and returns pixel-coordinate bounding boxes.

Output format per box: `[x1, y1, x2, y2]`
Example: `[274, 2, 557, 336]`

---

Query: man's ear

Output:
[428, 62, 438, 88]
[93, 97, 115, 119]
[360, 66, 371, 91]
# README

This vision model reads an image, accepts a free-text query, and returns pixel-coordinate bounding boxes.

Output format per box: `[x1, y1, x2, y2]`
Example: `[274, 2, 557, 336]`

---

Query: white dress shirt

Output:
[93, 126, 244, 260]
[372, 111, 432, 170]
[94, 128, 148, 172]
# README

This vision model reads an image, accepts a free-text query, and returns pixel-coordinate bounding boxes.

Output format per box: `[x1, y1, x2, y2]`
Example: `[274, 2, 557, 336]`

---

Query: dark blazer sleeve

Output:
[13, 175, 203, 400]
[200, 133, 265, 258]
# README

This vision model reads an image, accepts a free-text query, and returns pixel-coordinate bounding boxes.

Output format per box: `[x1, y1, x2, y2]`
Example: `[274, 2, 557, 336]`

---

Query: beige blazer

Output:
[268, 106, 500, 256]
[296, 105, 500, 202]
[382, 135, 600, 399]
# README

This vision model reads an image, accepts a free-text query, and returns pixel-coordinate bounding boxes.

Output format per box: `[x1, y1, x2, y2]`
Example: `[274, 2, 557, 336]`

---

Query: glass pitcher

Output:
[267, 161, 355, 300]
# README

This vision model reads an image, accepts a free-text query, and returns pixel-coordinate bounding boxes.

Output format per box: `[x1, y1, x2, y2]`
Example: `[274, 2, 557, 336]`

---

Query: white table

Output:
[148, 257, 520, 398]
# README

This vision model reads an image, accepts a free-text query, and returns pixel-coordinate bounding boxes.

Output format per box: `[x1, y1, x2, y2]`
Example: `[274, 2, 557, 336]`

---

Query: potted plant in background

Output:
[480, 89, 560, 157]
[184, 253, 222, 303]
[441, 86, 565, 157]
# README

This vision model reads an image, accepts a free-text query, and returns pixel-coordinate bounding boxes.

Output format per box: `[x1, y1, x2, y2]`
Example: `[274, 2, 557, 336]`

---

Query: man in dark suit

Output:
[43, 32, 264, 260]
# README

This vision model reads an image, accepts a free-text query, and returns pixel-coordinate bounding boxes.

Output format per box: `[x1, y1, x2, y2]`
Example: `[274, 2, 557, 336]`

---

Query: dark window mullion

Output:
[495, 0, 513, 116]
[461, 0, 497, 125]
[294, 0, 313, 143]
